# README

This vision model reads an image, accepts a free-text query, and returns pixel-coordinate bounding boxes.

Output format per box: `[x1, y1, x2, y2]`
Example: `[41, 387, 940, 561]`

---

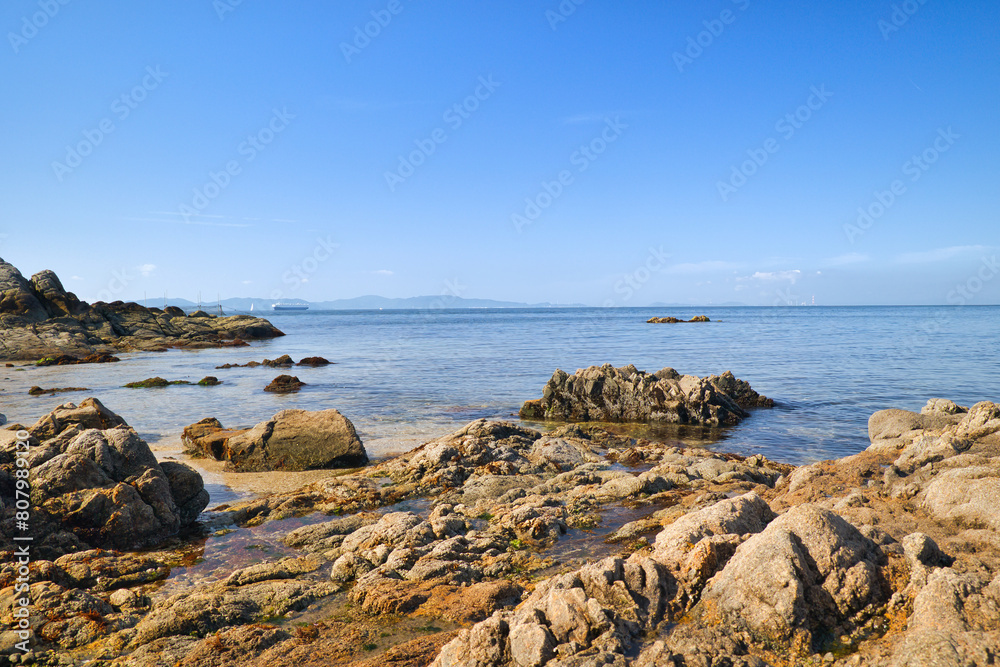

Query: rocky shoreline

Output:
[2, 386, 999, 665]
[0, 259, 284, 361]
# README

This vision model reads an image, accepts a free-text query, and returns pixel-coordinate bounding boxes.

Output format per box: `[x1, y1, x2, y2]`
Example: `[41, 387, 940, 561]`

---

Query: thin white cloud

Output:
[372, 269, 394, 276]
[150, 210, 226, 219]
[138, 264, 156, 277]
[895, 245, 993, 264]
[664, 260, 742, 275]
[124, 216, 252, 228]
[70, 275, 84, 281]
[824, 253, 869, 266]
[738, 270, 802, 284]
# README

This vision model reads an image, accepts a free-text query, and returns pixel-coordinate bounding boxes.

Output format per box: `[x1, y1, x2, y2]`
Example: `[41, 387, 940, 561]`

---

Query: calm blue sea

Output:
[2, 306, 997, 468]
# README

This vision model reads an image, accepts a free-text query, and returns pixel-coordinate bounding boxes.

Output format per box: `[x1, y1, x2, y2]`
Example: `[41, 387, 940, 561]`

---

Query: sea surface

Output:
[2, 306, 997, 502]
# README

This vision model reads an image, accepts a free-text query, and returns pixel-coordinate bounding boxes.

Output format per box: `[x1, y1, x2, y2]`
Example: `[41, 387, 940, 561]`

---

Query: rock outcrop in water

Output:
[183, 409, 368, 472]
[5, 398, 1000, 666]
[0, 257, 284, 360]
[519, 364, 773, 425]
[647, 315, 711, 323]
[0, 399, 209, 558]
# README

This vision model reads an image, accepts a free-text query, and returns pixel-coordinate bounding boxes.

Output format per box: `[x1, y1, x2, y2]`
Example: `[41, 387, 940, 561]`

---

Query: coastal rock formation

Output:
[183, 409, 368, 472]
[122, 376, 222, 388]
[7, 398, 1000, 666]
[519, 364, 773, 425]
[264, 374, 305, 393]
[297, 356, 332, 366]
[0, 257, 283, 360]
[0, 399, 209, 557]
[28, 386, 89, 396]
[216, 355, 295, 369]
[647, 315, 711, 323]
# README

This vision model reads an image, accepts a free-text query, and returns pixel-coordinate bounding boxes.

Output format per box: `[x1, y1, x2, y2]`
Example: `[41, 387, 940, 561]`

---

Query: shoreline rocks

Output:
[5, 397, 1000, 667]
[519, 364, 773, 425]
[0, 257, 284, 360]
[182, 409, 368, 472]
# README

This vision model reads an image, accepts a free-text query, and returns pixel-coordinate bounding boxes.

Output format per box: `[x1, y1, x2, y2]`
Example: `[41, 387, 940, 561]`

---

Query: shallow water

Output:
[1, 306, 997, 479]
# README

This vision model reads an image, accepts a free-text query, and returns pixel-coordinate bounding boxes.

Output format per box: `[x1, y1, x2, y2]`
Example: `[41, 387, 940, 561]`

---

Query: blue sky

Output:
[2, 0, 997, 306]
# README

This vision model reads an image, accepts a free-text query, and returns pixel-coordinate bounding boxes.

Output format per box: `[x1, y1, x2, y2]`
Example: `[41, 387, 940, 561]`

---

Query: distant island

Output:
[154, 295, 587, 312]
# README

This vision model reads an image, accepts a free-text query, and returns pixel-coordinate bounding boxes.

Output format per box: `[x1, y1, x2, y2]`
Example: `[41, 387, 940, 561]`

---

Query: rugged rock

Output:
[700, 504, 886, 646]
[647, 315, 711, 323]
[0, 400, 209, 556]
[0, 257, 283, 360]
[28, 385, 88, 396]
[35, 352, 120, 366]
[297, 356, 332, 366]
[519, 364, 771, 425]
[124, 377, 191, 388]
[264, 374, 305, 393]
[216, 355, 295, 369]
[184, 409, 368, 472]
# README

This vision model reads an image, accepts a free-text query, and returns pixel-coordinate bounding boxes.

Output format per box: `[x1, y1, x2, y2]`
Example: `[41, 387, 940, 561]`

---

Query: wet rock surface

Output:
[3, 398, 1000, 666]
[0, 257, 283, 360]
[519, 364, 773, 425]
[264, 374, 306, 393]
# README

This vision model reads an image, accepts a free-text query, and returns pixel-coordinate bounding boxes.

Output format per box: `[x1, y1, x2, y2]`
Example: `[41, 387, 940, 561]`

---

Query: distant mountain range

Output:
[140, 295, 585, 312]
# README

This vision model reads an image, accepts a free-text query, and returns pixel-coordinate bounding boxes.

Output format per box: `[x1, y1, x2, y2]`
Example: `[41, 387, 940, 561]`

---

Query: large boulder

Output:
[186, 409, 368, 472]
[519, 364, 770, 426]
[699, 504, 886, 646]
[0, 400, 209, 556]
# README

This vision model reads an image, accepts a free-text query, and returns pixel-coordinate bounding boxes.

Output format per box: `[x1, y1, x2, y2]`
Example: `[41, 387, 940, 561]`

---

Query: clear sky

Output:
[2, 0, 998, 306]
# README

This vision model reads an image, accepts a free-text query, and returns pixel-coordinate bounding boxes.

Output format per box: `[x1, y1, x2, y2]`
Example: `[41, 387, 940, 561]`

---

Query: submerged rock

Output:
[647, 315, 711, 323]
[519, 364, 771, 426]
[264, 374, 305, 393]
[28, 385, 89, 396]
